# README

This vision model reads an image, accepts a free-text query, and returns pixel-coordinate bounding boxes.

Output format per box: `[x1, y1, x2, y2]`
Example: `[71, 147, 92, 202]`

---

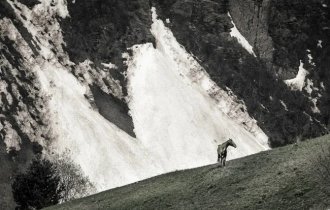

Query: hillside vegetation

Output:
[47, 135, 330, 210]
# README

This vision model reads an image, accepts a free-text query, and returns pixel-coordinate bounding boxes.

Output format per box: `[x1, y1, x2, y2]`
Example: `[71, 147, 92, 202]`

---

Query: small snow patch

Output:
[305, 79, 314, 95]
[311, 98, 320, 113]
[285, 61, 309, 91]
[317, 40, 323, 48]
[307, 50, 316, 66]
[280, 100, 288, 111]
[101, 62, 118, 70]
[2, 122, 22, 152]
[304, 79, 321, 114]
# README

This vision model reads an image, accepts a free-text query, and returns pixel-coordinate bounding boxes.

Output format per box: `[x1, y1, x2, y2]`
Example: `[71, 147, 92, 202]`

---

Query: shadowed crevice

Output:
[90, 85, 136, 138]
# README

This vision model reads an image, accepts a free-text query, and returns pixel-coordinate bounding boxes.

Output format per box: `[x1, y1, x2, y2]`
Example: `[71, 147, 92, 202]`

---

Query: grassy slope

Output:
[48, 135, 330, 210]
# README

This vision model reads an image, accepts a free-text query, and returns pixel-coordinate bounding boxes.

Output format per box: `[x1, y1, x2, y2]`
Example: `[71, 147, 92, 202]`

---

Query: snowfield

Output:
[3, 1, 269, 193]
[36, 62, 165, 191]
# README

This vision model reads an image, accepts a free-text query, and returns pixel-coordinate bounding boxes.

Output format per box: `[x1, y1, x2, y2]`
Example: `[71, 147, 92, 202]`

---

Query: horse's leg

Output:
[217, 153, 220, 162]
[220, 156, 224, 167]
[223, 156, 226, 167]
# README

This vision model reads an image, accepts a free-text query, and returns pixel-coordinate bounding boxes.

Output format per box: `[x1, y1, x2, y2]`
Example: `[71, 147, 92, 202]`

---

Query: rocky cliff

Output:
[153, 0, 328, 147]
[229, 0, 273, 65]
[229, 0, 330, 139]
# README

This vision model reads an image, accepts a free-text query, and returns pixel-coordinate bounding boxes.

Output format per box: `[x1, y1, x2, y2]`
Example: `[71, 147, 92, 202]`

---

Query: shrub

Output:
[52, 151, 96, 202]
[12, 157, 65, 210]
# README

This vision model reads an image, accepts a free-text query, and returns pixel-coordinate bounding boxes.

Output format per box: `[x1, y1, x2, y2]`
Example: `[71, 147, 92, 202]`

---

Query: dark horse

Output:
[217, 138, 237, 167]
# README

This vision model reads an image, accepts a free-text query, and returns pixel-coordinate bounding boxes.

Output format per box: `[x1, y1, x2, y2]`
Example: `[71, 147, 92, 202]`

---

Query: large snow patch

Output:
[36, 62, 164, 191]
[126, 8, 269, 171]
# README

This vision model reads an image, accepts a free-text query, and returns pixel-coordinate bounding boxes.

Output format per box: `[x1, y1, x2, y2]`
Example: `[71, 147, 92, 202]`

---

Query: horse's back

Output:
[217, 144, 225, 154]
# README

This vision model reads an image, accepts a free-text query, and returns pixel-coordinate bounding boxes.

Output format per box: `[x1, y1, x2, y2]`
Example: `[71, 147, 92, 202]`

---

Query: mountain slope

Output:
[0, 0, 329, 208]
[0, 0, 269, 198]
[153, 0, 329, 147]
[48, 135, 330, 210]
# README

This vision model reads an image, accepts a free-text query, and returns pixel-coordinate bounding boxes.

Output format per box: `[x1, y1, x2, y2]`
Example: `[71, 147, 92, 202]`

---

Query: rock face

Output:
[60, 0, 154, 96]
[266, 0, 330, 134]
[0, 0, 329, 208]
[58, 0, 156, 137]
[229, 0, 274, 68]
[152, 0, 328, 147]
[0, 2, 52, 208]
[229, 0, 330, 132]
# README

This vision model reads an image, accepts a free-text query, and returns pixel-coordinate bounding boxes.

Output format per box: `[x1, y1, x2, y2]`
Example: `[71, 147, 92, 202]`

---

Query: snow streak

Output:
[228, 13, 257, 57]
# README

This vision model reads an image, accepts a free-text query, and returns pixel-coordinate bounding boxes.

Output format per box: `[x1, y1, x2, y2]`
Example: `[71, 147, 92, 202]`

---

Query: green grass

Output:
[47, 135, 330, 210]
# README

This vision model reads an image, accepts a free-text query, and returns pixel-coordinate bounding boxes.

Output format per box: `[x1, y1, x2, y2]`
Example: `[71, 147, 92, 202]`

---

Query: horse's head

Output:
[228, 138, 237, 148]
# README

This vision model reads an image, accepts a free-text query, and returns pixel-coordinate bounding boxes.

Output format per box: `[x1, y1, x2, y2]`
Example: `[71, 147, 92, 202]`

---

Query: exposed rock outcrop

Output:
[229, 0, 274, 72]
[229, 0, 330, 131]
[60, 0, 155, 96]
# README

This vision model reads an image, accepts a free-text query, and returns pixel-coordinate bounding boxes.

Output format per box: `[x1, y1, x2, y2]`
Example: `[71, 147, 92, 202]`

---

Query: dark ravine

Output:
[90, 85, 136, 137]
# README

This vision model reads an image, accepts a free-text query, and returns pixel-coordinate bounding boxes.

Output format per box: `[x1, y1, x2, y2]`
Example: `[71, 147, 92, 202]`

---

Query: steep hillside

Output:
[48, 135, 330, 210]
